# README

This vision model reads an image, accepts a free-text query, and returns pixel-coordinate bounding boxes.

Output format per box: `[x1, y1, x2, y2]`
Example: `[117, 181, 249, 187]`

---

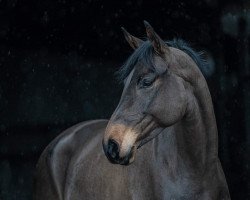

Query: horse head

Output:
[103, 21, 202, 165]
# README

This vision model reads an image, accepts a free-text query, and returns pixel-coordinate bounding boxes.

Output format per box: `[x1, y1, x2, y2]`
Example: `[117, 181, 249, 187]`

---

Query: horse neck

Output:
[190, 76, 219, 162]
[156, 76, 218, 173]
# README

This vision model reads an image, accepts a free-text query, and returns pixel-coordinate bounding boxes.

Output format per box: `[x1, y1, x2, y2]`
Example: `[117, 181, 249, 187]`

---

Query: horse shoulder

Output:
[33, 119, 108, 200]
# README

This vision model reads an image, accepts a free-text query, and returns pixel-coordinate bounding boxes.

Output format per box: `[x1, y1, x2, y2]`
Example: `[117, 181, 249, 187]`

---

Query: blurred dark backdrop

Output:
[0, 0, 250, 199]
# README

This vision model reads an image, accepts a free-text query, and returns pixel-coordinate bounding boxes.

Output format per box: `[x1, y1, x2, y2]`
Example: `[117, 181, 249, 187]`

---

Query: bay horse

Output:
[33, 21, 230, 200]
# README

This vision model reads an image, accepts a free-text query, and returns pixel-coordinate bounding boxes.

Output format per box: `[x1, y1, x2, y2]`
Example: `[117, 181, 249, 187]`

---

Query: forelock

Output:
[116, 41, 155, 83]
[116, 38, 209, 83]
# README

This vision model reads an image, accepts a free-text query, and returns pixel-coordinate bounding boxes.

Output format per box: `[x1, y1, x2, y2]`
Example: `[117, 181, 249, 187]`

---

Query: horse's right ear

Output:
[143, 20, 169, 55]
[121, 27, 143, 50]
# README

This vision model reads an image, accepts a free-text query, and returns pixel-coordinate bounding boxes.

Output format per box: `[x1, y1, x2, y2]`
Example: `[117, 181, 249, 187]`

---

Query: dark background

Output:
[0, 0, 250, 199]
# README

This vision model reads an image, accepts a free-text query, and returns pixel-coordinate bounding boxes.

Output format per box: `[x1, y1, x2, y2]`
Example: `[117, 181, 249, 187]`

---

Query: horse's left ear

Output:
[143, 20, 169, 55]
[121, 27, 143, 50]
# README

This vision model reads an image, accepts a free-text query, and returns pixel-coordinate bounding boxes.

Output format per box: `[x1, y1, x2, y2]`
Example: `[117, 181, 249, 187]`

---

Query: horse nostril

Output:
[107, 139, 120, 160]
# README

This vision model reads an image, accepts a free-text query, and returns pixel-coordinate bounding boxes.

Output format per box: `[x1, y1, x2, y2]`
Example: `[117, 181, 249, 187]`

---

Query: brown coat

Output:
[33, 22, 230, 200]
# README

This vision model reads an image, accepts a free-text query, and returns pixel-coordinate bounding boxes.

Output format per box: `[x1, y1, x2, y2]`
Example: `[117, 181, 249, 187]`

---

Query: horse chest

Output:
[63, 147, 195, 200]
[64, 157, 158, 200]
[63, 154, 225, 200]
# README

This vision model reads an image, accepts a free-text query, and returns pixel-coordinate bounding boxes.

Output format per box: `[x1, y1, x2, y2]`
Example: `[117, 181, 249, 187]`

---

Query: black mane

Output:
[117, 38, 209, 82]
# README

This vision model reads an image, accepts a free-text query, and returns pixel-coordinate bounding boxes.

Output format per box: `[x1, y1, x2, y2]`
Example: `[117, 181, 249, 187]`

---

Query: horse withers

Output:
[33, 21, 230, 200]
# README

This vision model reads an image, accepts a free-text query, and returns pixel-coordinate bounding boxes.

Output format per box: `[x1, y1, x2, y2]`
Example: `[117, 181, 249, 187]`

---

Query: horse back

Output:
[33, 120, 108, 200]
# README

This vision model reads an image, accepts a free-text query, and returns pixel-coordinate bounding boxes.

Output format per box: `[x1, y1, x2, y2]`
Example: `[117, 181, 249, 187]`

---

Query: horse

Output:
[33, 21, 230, 200]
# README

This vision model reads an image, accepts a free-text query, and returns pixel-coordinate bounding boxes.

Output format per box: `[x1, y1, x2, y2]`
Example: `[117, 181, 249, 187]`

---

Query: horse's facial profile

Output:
[103, 21, 189, 165]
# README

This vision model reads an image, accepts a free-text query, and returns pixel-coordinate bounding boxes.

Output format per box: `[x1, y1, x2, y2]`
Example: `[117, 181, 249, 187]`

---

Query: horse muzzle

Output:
[102, 138, 136, 165]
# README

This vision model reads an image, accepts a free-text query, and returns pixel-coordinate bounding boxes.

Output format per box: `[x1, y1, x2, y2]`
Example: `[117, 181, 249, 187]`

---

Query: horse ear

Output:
[143, 20, 169, 55]
[121, 27, 143, 50]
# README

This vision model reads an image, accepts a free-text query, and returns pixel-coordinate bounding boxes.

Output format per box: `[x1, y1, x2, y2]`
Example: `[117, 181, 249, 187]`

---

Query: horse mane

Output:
[117, 38, 209, 83]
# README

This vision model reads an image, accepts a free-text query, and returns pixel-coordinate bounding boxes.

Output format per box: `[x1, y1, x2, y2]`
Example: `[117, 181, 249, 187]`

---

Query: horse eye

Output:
[142, 79, 153, 87]
[138, 76, 155, 88]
